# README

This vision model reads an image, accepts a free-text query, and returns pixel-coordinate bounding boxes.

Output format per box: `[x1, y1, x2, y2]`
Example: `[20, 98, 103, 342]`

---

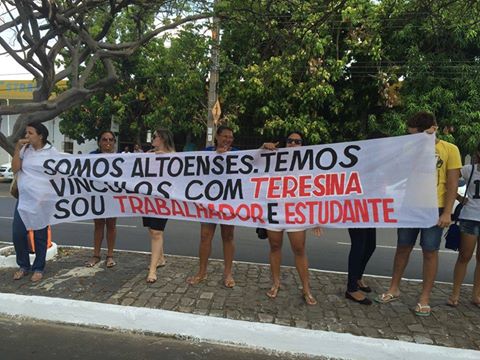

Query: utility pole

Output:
[206, 0, 220, 147]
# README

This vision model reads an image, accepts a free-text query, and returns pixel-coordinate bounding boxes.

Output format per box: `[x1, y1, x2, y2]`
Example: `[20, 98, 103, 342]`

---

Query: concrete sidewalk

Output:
[0, 246, 479, 358]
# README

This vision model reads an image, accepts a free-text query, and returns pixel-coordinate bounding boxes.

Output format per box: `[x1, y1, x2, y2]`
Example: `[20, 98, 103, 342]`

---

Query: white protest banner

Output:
[18, 133, 438, 230]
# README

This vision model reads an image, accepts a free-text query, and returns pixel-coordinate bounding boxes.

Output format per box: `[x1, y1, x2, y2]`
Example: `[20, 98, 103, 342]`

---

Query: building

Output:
[0, 80, 97, 163]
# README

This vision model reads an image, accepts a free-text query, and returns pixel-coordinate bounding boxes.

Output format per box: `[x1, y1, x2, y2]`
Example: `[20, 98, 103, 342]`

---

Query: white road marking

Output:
[0, 217, 136, 228]
[336, 241, 456, 254]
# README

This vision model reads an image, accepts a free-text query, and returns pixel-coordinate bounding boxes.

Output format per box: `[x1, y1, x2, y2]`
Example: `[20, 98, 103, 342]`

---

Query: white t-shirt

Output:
[459, 164, 480, 222]
[18, 143, 59, 187]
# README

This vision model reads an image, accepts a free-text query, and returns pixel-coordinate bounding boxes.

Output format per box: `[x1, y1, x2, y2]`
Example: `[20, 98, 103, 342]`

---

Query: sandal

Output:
[85, 255, 101, 267]
[266, 285, 280, 299]
[105, 256, 116, 268]
[186, 274, 207, 285]
[31, 272, 43, 282]
[13, 269, 28, 280]
[471, 301, 480, 308]
[303, 292, 317, 306]
[375, 292, 400, 304]
[223, 275, 235, 288]
[414, 303, 431, 317]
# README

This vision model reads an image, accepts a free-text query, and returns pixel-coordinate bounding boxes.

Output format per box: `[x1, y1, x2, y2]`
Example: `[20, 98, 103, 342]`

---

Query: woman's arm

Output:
[11, 139, 29, 173]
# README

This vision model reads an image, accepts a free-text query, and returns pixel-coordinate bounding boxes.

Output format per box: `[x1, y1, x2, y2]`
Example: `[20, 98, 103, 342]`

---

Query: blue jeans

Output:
[12, 201, 48, 273]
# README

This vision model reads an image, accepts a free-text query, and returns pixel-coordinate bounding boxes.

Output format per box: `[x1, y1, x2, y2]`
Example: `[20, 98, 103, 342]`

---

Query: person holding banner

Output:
[448, 143, 480, 307]
[144, 129, 175, 283]
[11, 122, 58, 282]
[261, 131, 320, 306]
[376, 112, 461, 317]
[85, 130, 118, 268]
[187, 125, 238, 288]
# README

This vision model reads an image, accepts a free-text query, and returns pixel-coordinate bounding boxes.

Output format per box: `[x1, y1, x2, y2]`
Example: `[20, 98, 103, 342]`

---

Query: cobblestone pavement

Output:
[0, 247, 479, 351]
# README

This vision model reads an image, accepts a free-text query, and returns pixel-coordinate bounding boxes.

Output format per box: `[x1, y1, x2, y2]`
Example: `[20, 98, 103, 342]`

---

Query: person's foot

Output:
[186, 274, 207, 285]
[105, 256, 116, 268]
[85, 255, 101, 267]
[357, 280, 372, 293]
[146, 272, 157, 284]
[156, 258, 166, 268]
[345, 291, 372, 305]
[30, 272, 43, 282]
[374, 291, 400, 304]
[447, 296, 459, 307]
[303, 292, 317, 306]
[223, 274, 235, 288]
[13, 269, 28, 280]
[414, 303, 431, 317]
[266, 285, 280, 299]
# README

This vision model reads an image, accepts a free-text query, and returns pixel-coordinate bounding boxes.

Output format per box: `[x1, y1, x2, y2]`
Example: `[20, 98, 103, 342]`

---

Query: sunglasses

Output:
[286, 138, 302, 145]
[101, 137, 115, 142]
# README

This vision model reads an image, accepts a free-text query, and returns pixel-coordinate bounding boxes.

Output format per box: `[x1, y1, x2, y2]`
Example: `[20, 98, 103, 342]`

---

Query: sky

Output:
[0, 54, 34, 80]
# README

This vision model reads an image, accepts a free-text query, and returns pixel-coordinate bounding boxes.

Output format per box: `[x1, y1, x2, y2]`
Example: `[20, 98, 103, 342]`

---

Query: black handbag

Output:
[444, 223, 461, 251]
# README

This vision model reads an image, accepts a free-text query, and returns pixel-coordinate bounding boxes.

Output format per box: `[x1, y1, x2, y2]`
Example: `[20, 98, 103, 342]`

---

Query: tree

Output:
[0, 0, 212, 154]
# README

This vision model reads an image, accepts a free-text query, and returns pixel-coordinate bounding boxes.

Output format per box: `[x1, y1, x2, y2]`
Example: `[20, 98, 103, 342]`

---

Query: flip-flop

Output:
[85, 255, 101, 267]
[30, 272, 43, 282]
[471, 301, 480, 308]
[105, 256, 116, 268]
[13, 269, 28, 280]
[304, 292, 317, 306]
[186, 275, 207, 285]
[375, 292, 400, 304]
[266, 285, 280, 299]
[415, 303, 431, 317]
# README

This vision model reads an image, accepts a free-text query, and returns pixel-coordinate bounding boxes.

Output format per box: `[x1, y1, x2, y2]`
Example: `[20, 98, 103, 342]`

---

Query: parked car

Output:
[0, 162, 13, 181]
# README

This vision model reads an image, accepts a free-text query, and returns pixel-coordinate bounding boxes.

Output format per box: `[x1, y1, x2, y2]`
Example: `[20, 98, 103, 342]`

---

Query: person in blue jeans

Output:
[12, 122, 58, 282]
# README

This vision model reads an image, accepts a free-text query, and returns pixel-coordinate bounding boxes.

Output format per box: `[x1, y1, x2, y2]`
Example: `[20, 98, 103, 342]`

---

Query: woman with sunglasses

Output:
[144, 129, 175, 283]
[85, 130, 118, 268]
[261, 131, 321, 305]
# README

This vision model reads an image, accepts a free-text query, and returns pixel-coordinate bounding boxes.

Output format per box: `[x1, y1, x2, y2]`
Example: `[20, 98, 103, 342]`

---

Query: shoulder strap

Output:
[461, 158, 475, 205]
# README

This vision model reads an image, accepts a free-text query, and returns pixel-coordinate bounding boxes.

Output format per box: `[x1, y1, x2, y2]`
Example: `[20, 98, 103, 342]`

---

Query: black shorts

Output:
[142, 217, 168, 231]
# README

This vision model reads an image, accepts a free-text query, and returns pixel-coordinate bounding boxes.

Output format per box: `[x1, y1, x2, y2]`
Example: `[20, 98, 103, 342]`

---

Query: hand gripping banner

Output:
[18, 133, 438, 230]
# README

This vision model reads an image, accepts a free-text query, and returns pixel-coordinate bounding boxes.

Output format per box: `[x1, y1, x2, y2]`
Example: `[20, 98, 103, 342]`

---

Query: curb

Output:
[0, 293, 479, 360]
[0, 242, 58, 268]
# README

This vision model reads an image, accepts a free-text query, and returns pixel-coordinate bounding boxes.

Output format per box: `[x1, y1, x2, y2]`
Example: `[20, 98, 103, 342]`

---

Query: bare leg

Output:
[473, 239, 480, 304]
[105, 217, 117, 267]
[220, 224, 235, 287]
[449, 233, 476, 305]
[267, 230, 283, 298]
[86, 219, 105, 266]
[187, 223, 215, 284]
[385, 245, 414, 296]
[147, 229, 164, 282]
[418, 249, 438, 306]
[288, 230, 316, 305]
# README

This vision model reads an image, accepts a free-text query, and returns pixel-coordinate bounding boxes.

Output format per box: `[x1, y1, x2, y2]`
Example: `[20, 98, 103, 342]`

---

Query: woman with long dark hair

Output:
[12, 122, 58, 282]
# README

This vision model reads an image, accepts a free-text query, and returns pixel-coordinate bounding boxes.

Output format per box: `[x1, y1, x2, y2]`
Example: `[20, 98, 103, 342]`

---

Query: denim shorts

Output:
[459, 219, 480, 236]
[397, 208, 444, 251]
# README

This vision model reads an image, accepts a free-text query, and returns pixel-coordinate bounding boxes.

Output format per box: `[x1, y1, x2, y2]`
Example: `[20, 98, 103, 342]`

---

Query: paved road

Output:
[0, 182, 474, 284]
[0, 315, 325, 360]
